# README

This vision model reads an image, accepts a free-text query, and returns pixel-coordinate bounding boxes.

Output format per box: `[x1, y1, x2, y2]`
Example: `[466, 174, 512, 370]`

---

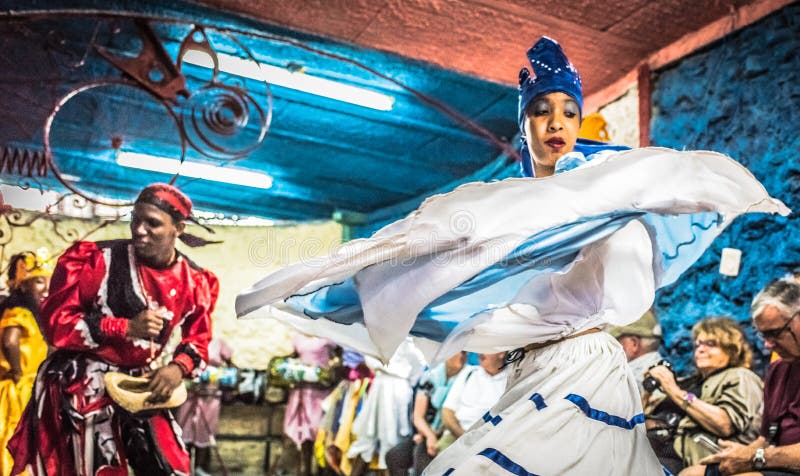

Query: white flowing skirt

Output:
[424, 332, 665, 476]
[237, 147, 789, 365]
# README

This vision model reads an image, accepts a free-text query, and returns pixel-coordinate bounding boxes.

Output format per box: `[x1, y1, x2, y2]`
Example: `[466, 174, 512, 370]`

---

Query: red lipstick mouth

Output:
[545, 137, 566, 148]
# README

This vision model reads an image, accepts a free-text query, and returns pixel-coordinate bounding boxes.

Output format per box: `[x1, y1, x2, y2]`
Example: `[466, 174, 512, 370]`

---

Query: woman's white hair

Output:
[751, 278, 800, 320]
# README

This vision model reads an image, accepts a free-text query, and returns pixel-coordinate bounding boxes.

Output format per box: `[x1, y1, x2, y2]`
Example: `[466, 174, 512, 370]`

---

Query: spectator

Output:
[0, 250, 52, 476]
[440, 352, 507, 450]
[385, 351, 467, 475]
[695, 279, 800, 476]
[644, 317, 763, 473]
[607, 309, 664, 394]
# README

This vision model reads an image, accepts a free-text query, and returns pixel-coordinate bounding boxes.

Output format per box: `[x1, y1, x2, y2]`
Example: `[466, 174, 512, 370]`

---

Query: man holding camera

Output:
[697, 279, 800, 476]
[607, 310, 665, 395]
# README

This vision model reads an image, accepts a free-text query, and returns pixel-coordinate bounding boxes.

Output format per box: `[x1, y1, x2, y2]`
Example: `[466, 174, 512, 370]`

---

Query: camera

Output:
[642, 359, 673, 393]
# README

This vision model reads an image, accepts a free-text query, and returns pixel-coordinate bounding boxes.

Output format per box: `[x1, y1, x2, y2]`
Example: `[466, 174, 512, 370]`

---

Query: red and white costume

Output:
[9, 239, 218, 476]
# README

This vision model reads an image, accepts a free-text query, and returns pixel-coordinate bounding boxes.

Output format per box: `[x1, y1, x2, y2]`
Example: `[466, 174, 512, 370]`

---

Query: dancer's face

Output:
[130, 203, 185, 267]
[20, 275, 49, 304]
[523, 92, 581, 177]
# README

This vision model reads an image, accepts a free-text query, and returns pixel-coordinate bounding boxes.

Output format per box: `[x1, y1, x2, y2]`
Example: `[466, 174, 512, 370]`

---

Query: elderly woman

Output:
[0, 251, 52, 476]
[645, 317, 763, 474]
[236, 37, 787, 475]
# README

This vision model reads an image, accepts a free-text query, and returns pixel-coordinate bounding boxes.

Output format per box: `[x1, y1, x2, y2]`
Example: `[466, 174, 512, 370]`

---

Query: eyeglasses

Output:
[694, 339, 719, 349]
[758, 312, 799, 341]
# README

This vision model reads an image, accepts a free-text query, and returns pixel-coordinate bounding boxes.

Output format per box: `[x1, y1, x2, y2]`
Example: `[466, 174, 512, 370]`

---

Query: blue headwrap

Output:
[518, 37, 589, 177]
[518, 37, 583, 128]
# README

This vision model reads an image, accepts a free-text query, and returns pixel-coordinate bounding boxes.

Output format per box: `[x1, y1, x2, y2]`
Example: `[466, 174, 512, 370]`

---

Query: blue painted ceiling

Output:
[0, 0, 520, 221]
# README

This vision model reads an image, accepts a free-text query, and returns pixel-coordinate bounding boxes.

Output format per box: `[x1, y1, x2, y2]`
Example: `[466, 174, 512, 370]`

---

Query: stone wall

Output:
[597, 86, 640, 148]
[650, 4, 799, 372]
[2, 212, 341, 369]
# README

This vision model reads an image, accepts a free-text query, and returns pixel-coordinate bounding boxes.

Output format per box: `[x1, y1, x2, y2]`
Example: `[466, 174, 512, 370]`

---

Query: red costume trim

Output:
[100, 316, 129, 339]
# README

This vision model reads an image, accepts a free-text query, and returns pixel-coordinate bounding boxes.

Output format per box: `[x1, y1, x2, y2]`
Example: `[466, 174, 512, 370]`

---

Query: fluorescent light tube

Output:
[117, 151, 273, 189]
[182, 50, 395, 111]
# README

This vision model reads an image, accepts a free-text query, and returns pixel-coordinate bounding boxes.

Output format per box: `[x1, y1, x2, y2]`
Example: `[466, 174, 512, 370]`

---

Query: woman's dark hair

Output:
[7, 252, 30, 282]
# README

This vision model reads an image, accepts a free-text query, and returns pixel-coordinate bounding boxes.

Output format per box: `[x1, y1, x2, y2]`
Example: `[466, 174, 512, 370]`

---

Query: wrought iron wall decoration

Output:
[43, 19, 273, 206]
[0, 190, 122, 287]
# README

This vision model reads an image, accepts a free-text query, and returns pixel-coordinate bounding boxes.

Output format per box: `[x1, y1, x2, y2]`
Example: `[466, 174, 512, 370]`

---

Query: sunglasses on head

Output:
[758, 311, 799, 341]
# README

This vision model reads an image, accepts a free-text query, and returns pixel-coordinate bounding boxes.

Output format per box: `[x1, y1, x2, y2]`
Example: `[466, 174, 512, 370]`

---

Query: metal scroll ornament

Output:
[177, 27, 271, 160]
[43, 20, 272, 206]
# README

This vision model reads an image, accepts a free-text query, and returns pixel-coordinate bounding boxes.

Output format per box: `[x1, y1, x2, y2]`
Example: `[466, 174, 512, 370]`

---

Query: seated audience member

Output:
[644, 317, 763, 473]
[440, 352, 507, 450]
[385, 351, 467, 476]
[694, 279, 800, 476]
[607, 309, 664, 394]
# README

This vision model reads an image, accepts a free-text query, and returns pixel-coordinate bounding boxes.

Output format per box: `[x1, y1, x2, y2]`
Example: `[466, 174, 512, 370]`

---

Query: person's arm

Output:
[413, 392, 436, 439]
[172, 268, 217, 377]
[441, 369, 468, 438]
[147, 268, 218, 403]
[702, 438, 800, 473]
[699, 437, 763, 473]
[42, 242, 159, 350]
[1, 326, 22, 382]
[648, 365, 735, 437]
[441, 407, 465, 438]
[412, 392, 441, 456]
[761, 442, 800, 470]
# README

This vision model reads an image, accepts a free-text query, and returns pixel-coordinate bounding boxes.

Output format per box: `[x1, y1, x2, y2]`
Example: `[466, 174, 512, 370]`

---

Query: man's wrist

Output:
[100, 317, 129, 339]
[169, 359, 190, 377]
[752, 447, 767, 470]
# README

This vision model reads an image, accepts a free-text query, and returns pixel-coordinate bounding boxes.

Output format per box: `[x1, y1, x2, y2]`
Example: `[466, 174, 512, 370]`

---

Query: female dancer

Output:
[237, 38, 788, 475]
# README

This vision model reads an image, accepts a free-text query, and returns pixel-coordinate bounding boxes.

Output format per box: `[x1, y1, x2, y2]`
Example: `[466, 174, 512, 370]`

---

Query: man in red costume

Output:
[9, 184, 219, 476]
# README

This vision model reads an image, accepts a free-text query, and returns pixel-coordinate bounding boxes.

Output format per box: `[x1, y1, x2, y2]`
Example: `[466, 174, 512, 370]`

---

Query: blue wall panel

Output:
[651, 4, 800, 373]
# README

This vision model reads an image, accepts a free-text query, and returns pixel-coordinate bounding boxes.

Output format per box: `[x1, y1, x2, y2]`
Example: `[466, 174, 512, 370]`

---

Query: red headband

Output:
[135, 183, 192, 221]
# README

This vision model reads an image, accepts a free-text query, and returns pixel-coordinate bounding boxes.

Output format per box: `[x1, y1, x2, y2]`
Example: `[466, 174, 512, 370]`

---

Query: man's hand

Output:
[699, 438, 763, 475]
[145, 363, 184, 404]
[425, 433, 440, 457]
[127, 307, 166, 339]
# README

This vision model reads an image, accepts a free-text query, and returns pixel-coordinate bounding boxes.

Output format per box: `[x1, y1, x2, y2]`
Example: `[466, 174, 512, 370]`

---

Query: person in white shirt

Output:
[441, 352, 507, 444]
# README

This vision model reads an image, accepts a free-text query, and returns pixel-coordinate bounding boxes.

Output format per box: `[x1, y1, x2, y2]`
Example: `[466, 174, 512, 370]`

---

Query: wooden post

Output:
[638, 63, 652, 147]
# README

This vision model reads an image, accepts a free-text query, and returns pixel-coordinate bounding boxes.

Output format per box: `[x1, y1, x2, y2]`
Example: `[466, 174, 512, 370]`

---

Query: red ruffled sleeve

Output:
[40, 242, 129, 351]
[170, 267, 218, 377]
